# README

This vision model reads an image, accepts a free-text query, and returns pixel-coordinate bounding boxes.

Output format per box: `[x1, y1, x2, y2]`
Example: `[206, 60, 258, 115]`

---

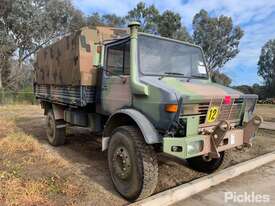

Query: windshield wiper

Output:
[164, 72, 185, 76]
[186, 74, 208, 82]
[159, 72, 185, 80]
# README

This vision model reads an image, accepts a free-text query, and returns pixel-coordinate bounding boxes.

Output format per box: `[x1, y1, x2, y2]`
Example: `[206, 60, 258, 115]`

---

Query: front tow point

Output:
[243, 115, 263, 145]
[209, 120, 230, 159]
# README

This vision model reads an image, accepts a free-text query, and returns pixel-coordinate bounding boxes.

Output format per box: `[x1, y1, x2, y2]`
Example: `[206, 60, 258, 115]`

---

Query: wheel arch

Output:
[42, 101, 64, 120]
[102, 109, 161, 151]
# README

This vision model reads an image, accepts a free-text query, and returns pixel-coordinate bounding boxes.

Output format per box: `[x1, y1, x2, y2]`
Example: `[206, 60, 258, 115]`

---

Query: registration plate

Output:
[207, 106, 219, 123]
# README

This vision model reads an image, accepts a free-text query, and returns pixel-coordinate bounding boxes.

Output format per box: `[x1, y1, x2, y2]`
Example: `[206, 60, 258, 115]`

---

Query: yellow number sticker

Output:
[207, 106, 219, 123]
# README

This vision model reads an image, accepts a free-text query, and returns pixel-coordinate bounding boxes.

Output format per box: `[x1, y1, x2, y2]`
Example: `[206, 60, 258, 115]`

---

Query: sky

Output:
[73, 0, 275, 86]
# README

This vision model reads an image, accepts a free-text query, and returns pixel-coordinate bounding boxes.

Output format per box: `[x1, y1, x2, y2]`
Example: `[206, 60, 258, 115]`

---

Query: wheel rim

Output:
[112, 146, 132, 180]
[47, 115, 54, 139]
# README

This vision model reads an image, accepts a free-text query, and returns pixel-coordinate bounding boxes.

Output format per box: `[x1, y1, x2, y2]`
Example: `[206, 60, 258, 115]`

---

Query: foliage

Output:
[157, 10, 181, 38]
[258, 39, 275, 97]
[211, 71, 232, 86]
[232, 84, 266, 99]
[0, 19, 16, 88]
[125, 2, 159, 33]
[2, 0, 85, 65]
[102, 14, 126, 27]
[0, 87, 36, 105]
[173, 27, 193, 43]
[87, 12, 125, 27]
[87, 12, 103, 27]
[125, 3, 192, 42]
[193, 9, 244, 74]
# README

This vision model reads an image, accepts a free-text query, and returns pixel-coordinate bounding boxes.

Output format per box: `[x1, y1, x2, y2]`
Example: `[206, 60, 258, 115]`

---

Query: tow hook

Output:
[243, 115, 263, 145]
[209, 120, 230, 159]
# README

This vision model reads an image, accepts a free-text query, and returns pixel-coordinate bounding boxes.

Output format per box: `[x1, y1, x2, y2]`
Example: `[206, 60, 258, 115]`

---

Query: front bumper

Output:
[163, 115, 263, 160]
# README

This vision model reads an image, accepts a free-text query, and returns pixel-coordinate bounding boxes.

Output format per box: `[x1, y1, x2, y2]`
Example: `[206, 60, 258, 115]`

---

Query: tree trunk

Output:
[0, 70, 2, 89]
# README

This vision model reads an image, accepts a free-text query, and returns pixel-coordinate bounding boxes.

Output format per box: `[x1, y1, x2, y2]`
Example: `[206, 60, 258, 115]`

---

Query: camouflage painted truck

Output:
[34, 22, 262, 201]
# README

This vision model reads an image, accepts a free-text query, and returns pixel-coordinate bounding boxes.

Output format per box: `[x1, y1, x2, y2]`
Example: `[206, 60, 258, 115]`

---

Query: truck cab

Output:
[35, 22, 262, 201]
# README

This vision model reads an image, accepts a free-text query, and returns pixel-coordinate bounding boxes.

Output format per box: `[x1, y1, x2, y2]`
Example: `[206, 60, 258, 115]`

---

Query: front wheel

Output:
[108, 126, 158, 201]
[186, 150, 232, 174]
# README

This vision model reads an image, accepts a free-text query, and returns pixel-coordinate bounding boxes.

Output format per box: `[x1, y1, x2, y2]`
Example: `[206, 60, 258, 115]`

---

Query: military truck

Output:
[34, 22, 262, 201]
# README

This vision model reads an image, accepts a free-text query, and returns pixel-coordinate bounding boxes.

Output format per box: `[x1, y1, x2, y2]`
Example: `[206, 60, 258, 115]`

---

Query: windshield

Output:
[138, 34, 208, 78]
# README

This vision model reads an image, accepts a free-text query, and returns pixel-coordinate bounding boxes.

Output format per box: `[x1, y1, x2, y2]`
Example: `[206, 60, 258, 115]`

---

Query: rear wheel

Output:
[108, 126, 158, 201]
[186, 150, 232, 174]
[46, 110, 66, 146]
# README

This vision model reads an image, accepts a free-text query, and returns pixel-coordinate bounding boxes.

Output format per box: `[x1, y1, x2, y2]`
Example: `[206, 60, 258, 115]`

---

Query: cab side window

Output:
[106, 41, 130, 75]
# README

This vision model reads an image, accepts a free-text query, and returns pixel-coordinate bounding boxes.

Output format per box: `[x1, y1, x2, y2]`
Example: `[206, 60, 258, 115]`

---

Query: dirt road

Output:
[174, 161, 275, 206]
[1, 105, 275, 206]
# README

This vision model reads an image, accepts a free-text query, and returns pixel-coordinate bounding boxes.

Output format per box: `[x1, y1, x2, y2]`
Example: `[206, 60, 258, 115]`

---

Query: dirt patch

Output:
[1, 105, 275, 205]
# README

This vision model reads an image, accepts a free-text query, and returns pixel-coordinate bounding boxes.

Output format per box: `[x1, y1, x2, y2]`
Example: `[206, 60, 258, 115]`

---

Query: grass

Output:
[0, 106, 86, 206]
[256, 104, 275, 122]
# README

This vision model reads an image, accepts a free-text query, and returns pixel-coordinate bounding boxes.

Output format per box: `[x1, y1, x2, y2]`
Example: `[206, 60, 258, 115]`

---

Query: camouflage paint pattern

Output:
[101, 76, 131, 114]
[35, 22, 260, 160]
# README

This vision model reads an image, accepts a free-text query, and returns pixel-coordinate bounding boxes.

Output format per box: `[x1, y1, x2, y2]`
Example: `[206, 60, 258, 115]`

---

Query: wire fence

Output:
[0, 90, 37, 105]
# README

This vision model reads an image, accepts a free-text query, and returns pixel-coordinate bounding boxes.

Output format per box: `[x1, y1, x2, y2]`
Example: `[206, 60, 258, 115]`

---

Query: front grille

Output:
[198, 97, 244, 125]
[198, 102, 209, 124]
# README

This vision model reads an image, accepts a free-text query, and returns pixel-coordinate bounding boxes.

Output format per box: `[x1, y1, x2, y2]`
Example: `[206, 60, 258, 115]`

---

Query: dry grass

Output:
[0, 106, 87, 206]
[256, 104, 275, 122]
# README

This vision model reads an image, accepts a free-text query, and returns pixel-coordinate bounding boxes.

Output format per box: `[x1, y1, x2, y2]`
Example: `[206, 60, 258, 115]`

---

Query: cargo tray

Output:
[34, 84, 96, 107]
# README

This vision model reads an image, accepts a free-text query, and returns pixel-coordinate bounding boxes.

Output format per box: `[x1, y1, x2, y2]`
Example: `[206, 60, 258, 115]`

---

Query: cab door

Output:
[100, 39, 131, 114]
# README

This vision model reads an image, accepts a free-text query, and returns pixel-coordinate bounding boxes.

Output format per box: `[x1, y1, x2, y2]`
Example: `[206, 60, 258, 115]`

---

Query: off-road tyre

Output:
[186, 150, 232, 174]
[108, 126, 158, 201]
[46, 110, 66, 146]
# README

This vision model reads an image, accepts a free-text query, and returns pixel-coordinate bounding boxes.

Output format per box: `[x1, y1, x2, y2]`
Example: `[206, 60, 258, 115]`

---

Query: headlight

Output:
[187, 140, 204, 155]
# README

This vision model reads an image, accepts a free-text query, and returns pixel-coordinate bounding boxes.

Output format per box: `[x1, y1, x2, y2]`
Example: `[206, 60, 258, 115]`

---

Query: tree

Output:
[0, 19, 15, 88]
[258, 39, 275, 97]
[2, 0, 85, 67]
[173, 27, 193, 43]
[87, 13, 125, 27]
[157, 10, 181, 38]
[193, 9, 244, 74]
[125, 2, 159, 33]
[87, 12, 104, 27]
[157, 10, 192, 42]
[102, 14, 125, 27]
[211, 71, 232, 86]
[233, 85, 254, 94]
[252, 83, 265, 99]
